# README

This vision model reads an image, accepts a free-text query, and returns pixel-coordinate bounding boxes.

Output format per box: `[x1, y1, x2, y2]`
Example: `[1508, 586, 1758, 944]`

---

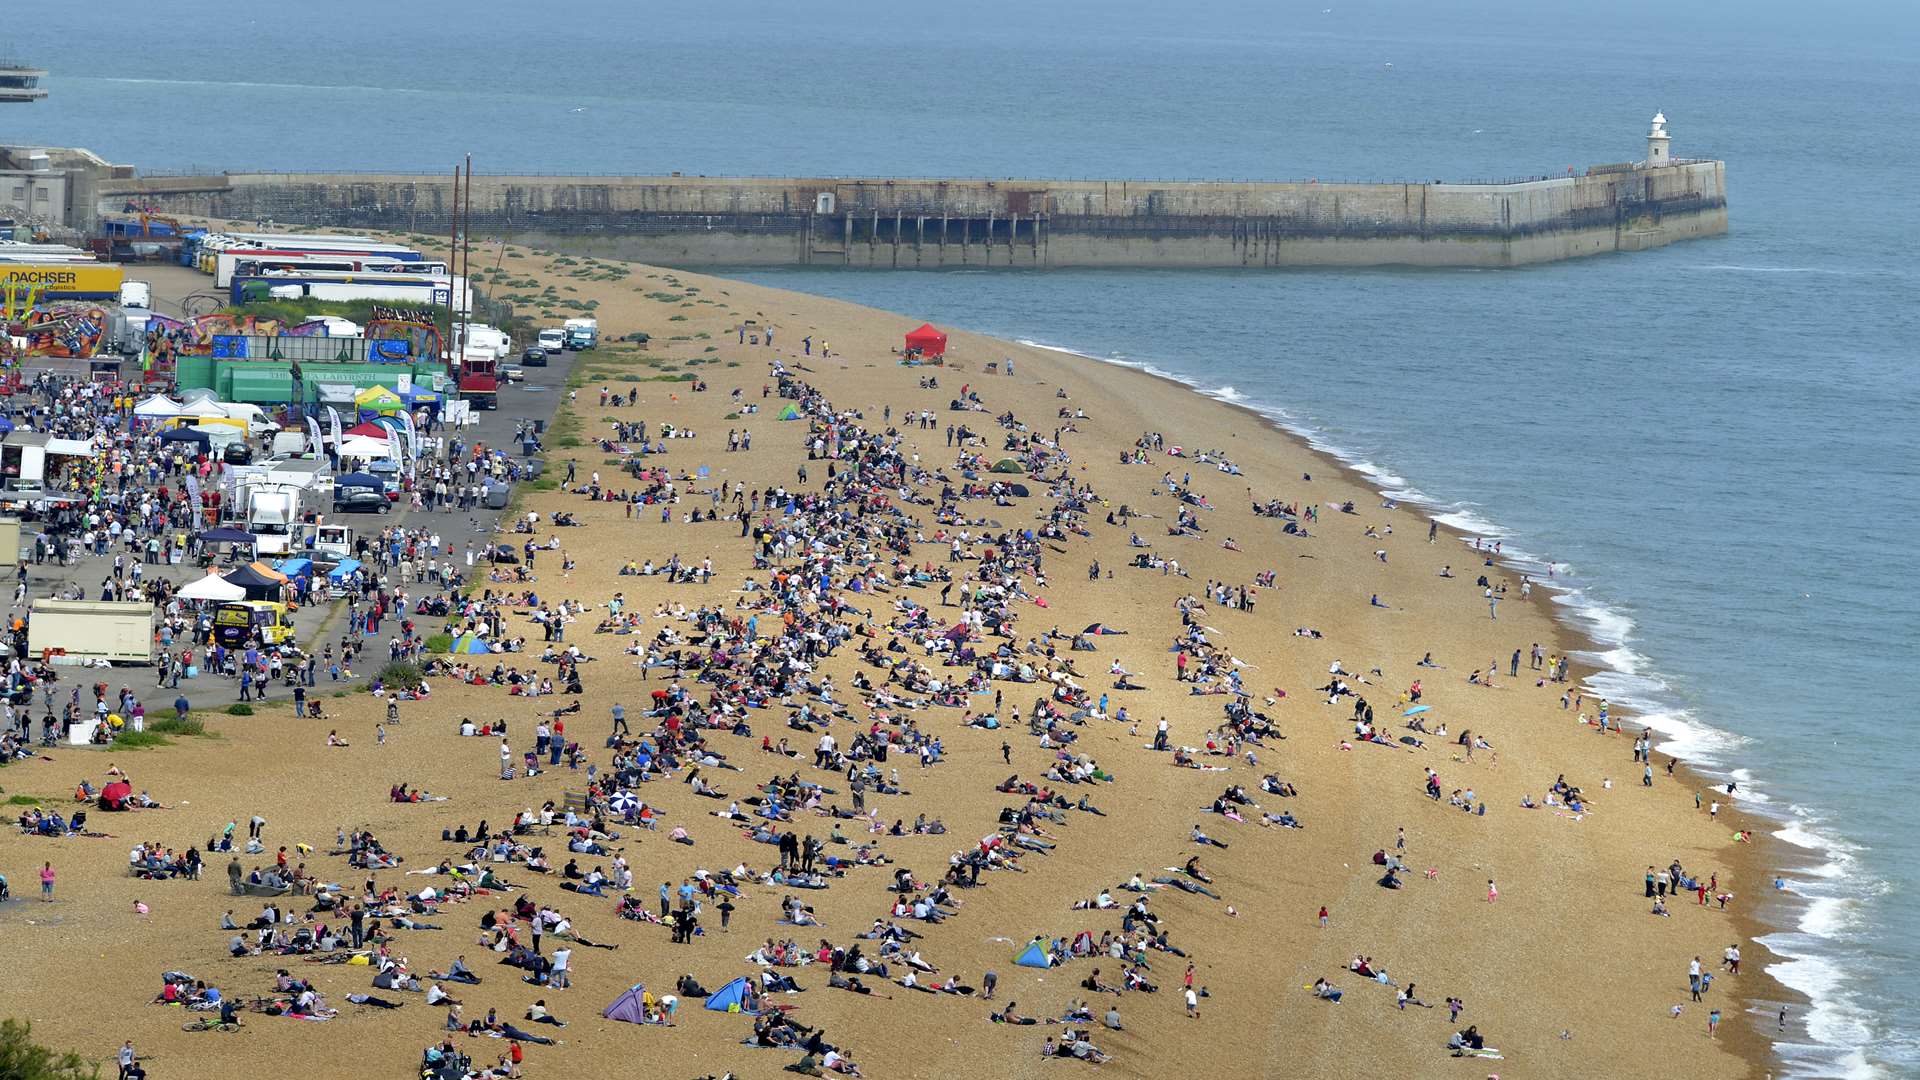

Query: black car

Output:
[520, 346, 548, 367]
[334, 487, 391, 515]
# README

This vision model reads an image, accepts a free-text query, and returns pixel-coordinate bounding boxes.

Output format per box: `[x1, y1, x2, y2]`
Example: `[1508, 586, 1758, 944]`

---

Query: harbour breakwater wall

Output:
[104, 162, 1726, 269]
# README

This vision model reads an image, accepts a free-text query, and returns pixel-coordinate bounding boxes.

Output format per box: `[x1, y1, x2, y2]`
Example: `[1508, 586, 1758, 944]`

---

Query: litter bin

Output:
[484, 483, 510, 511]
[532, 419, 546, 435]
[525, 459, 545, 479]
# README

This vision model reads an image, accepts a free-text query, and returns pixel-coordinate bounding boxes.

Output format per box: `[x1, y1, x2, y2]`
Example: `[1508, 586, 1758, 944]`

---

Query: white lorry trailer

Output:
[28, 599, 155, 665]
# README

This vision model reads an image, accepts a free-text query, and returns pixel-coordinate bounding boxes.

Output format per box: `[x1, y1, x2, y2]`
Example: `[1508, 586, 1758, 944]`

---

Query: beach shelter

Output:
[448, 633, 491, 655]
[177, 572, 246, 603]
[989, 458, 1023, 474]
[603, 984, 650, 1024]
[1082, 623, 1127, 635]
[777, 404, 802, 421]
[703, 977, 752, 1013]
[1014, 941, 1052, 969]
[905, 323, 948, 358]
[99, 780, 134, 811]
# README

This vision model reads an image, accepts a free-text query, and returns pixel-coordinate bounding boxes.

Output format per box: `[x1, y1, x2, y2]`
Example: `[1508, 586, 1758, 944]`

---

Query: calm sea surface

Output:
[11, 1, 1918, 1073]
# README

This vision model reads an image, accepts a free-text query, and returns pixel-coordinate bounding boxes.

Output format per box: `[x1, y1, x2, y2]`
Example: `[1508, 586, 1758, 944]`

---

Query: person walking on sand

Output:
[1185, 986, 1199, 1019]
[1486, 588, 1498, 620]
[117, 1040, 135, 1080]
[39, 861, 53, 901]
[1708, 1008, 1721, 1037]
[1486, 878, 1499, 902]
[1689, 956, 1704, 1001]
[1318, 906, 1329, 928]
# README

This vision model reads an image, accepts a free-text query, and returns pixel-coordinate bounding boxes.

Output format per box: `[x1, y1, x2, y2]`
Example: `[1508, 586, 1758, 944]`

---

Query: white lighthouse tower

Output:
[1646, 111, 1671, 167]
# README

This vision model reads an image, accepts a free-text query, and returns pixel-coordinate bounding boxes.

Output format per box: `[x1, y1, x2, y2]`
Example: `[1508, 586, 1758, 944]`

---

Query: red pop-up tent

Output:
[905, 323, 947, 358]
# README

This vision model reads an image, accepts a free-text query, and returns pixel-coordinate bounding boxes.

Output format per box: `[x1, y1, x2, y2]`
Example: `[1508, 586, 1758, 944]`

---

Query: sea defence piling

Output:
[103, 162, 1726, 270]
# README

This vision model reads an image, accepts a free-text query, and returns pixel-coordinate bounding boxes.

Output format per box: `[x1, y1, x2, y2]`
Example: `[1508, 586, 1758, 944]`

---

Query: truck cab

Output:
[245, 486, 301, 554]
[562, 317, 598, 351]
[458, 354, 499, 410]
[297, 521, 354, 564]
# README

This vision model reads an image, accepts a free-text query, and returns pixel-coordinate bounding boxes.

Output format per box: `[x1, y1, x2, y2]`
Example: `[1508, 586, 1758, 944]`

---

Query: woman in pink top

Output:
[40, 862, 54, 902]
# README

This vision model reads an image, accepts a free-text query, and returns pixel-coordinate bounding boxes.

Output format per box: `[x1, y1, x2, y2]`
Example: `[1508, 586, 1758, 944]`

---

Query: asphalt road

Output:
[21, 263, 585, 673]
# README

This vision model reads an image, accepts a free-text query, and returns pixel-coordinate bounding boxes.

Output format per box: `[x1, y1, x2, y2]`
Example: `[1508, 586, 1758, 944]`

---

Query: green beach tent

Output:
[777, 404, 802, 421]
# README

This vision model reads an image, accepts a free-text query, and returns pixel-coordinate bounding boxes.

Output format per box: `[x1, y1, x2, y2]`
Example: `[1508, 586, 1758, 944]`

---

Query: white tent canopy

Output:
[337, 434, 394, 461]
[133, 395, 187, 418]
[176, 573, 246, 603]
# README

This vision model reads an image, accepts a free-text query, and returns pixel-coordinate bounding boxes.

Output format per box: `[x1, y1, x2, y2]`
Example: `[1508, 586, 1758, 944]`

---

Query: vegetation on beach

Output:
[378, 662, 426, 692]
[0, 1019, 98, 1079]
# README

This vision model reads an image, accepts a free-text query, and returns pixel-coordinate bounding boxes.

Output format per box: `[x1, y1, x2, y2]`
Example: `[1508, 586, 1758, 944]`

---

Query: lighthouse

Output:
[1647, 111, 1671, 167]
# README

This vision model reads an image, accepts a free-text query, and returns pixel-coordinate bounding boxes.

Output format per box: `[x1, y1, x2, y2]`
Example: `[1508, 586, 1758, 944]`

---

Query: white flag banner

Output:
[397, 409, 419, 477]
[305, 416, 323, 454]
[326, 407, 343, 449]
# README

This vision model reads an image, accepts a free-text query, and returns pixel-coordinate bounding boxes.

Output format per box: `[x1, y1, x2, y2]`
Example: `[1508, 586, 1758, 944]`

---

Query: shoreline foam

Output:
[1016, 331, 1881, 1077]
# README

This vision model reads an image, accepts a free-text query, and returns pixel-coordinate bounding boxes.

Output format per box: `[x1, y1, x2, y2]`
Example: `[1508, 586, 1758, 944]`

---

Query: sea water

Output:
[11, 0, 1918, 1073]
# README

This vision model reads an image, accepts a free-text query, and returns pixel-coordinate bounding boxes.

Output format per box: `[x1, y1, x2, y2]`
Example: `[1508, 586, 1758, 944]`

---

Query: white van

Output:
[119, 280, 152, 310]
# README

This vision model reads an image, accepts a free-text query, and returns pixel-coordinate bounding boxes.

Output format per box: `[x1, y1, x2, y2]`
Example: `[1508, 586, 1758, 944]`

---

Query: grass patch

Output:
[112, 730, 171, 749]
[424, 633, 454, 653]
[226, 704, 254, 716]
[378, 662, 425, 691]
[149, 717, 207, 737]
[5, 794, 40, 805]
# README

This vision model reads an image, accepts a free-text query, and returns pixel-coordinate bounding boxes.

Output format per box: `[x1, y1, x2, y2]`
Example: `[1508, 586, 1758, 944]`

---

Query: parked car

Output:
[520, 346, 548, 367]
[502, 366, 526, 383]
[333, 487, 391, 515]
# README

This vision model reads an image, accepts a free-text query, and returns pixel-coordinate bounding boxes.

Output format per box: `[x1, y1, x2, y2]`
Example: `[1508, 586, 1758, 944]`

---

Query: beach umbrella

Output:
[608, 791, 639, 814]
[1403, 705, 1431, 716]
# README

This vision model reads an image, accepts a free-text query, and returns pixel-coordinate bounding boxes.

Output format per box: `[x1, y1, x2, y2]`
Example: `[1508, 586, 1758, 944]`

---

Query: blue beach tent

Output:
[1014, 941, 1052, 969]
[703, 977, 752, 1012]
[449, 633, 491, 655]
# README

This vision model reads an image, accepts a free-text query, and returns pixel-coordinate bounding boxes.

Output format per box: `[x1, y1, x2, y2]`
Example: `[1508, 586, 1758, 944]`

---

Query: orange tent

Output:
[905, 323, 947, 358]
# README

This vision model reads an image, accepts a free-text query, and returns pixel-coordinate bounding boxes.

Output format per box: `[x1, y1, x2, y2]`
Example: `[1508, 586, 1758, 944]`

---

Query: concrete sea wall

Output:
[104, 163, 1726, 269]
